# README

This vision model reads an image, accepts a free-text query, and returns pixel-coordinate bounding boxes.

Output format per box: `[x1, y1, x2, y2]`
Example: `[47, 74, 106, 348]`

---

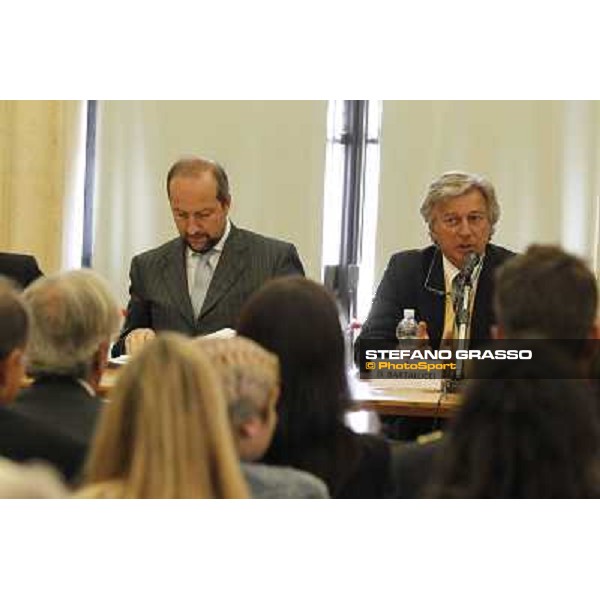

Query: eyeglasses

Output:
[424, 247, 485, 297]
[423, 247, 447, 297]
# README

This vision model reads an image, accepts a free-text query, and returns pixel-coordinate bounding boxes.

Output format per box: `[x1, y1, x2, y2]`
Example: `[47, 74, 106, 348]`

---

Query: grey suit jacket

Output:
[112, 224, 304, 355]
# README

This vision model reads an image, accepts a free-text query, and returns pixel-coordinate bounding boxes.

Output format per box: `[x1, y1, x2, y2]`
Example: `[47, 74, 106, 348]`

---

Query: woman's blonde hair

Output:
[197, 336, 280, 427]
[78, 333, 249, 499]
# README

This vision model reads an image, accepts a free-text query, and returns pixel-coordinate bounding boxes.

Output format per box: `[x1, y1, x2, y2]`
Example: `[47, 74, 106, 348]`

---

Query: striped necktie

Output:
[191, 250, 214, 319]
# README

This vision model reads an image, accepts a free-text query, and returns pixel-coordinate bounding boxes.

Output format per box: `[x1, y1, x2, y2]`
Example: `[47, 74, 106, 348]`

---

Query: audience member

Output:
[427, 349, 600, 498]
[0, 276, 85, 484]
[494, 244, 599, 370]
[237, 276, 393, 498]
[77, 333, 249, 498]
[392, 244, 600, 498]
[199, 336, 329, 498]
[112, 156, 305, 357]
[0, 252, 43, 289]
[9, 270, 120, 477]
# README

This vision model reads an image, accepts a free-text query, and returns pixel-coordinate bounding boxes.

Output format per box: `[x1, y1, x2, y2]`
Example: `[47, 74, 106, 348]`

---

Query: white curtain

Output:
[372, 101, 600, 287]
[92, 101, 328, 305]
[0, 101, 86, 273]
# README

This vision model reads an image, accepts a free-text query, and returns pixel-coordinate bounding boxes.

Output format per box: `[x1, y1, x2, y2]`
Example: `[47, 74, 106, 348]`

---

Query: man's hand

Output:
[417, 321, 429, 341]
[125, 328, 156, 356]
[416, 321, 455, 350]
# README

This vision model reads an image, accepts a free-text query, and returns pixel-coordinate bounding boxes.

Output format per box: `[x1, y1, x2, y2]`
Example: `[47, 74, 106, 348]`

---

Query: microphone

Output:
[452, 252, 482, 313]
[458, 251, 481, 285]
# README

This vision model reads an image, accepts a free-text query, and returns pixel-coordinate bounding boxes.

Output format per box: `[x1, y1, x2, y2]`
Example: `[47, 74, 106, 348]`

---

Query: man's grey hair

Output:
[23, 269, 120, 379]
[420, 171, 501, 235]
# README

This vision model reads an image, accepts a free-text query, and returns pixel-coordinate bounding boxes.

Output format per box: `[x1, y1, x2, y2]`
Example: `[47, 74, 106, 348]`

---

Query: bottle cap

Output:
[403, 308, 415, 319]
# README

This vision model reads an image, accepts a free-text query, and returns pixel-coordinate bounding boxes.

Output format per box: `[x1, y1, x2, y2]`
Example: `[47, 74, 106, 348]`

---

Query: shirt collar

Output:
[76, 378, 96, 397]
[442, 251, 485, 286]
[442, 254, 461, 285]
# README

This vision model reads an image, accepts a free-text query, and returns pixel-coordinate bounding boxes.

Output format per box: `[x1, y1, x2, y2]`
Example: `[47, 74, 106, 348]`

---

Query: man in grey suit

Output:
[112, 156, 305, 357]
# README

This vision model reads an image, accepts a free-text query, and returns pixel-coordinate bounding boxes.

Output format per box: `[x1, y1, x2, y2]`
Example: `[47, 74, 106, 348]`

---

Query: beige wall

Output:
[372, 100, 600, 287]
[4, 100, 600, 295]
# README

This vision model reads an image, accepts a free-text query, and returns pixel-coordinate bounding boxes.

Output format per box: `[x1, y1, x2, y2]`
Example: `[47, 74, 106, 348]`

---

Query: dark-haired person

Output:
[427, 348, 600, 498]
[0, 277, 83, 484]
[493, 244, 599, 371]
[237, 276, 394, 499]
[357, 171, 514, 440]
[112, 156, 305, 357]
[0, 252, 43, 288]
[392, 244, 600, 498]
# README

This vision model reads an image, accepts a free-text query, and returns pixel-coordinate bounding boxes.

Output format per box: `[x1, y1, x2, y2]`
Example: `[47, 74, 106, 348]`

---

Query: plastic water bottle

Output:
[396, 308, 418, 340]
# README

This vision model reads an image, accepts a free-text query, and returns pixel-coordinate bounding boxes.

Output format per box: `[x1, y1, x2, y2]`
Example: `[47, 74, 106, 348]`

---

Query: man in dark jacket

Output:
[0, 276, 84, 484]
[9, 270, 121, 481]
[357, 171, 515, 440]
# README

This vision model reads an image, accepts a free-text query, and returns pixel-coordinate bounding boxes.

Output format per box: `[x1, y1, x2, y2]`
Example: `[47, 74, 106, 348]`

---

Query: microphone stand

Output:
[442, 258, 479, 394]
[452, 275, 474, 382]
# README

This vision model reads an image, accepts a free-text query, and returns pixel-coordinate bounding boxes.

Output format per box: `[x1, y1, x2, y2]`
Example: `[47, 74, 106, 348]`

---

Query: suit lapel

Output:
[160, 238, 196, 327]
[200, 225, 247, 319]
[471, 244, 496, 340]
[419, 246, 445, 348]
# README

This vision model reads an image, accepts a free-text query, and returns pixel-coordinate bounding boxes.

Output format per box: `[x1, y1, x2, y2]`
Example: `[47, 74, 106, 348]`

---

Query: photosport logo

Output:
[357, 340, 536, 380]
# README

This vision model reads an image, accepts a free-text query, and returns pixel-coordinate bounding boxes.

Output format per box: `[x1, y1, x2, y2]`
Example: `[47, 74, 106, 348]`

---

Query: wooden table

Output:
[350, 376, 460, 418]
[59, 366, 461, 420]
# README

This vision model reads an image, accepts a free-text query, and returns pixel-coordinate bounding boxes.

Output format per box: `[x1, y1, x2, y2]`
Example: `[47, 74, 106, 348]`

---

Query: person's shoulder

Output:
[388, 245, 435, 262]
[0, 402, 86, 453]
[487, 243, 516, 261]
[132, 237, 181, 263]
[352, 431, 391, 454]
[242, 462, 329, 499]
[0, 252, 42, 285]
[0, 251, 33, 263]
[388, 435, 443, 498]
[0, 457, 68, 499]
[384, 245, 435, 273]
[16, 377, 100, 409]
[232, 226, 296, 252]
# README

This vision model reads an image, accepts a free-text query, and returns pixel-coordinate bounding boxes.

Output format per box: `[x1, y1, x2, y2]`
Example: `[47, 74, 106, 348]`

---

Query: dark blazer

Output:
[358, 243, 515, 350]
[11, 376, 103, 446]
[0, 405, 87, 484]
[112, 224, 305, 355]
[265, 427, 393, 499]
[0, 252, 43, 288]
[389, 438, 442, 498]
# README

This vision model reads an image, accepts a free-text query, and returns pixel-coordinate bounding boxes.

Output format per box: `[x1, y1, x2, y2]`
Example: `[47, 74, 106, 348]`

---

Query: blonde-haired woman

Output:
[77, 333, 248, 499]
